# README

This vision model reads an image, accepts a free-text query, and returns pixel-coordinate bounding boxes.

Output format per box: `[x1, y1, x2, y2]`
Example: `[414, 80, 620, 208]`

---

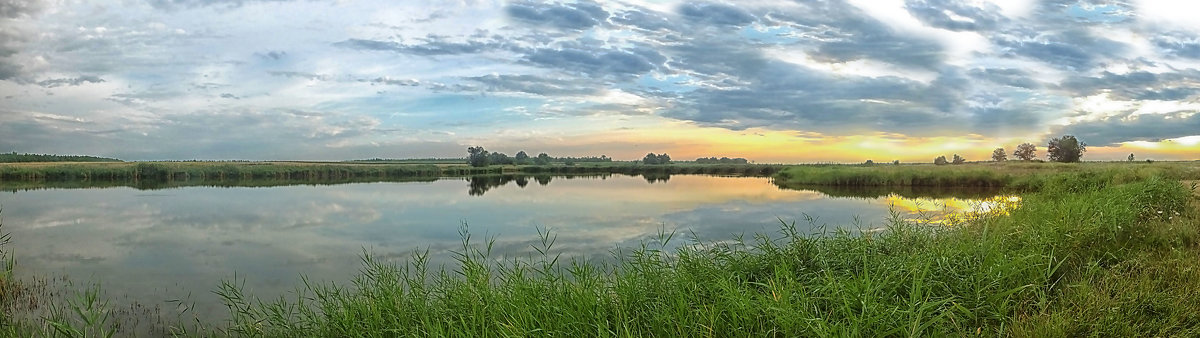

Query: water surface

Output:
[0, 174, 1011, 324]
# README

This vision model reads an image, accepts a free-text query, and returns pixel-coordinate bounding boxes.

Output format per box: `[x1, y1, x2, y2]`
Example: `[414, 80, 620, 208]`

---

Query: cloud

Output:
[1057, 70, 1200, 101]
[678, 2, 756, 27]
[1052, 111, 1200, 146]
[766, 1, 946, 69]
[0, 0, 46, 18]
[465, 74, 600, 96]
[904, 0, 1005, 31]
[146, 0, 296, 10]
[333, 36, 505, 56]
[506, 1, 609, 30]
[37, 76, 106, 88]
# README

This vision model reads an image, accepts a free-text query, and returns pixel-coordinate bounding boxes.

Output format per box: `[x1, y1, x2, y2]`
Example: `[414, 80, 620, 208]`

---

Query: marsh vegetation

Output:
[0, 161, 1198, 336]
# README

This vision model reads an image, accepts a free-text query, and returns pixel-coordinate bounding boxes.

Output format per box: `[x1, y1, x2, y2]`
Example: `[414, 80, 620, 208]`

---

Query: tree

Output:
[488, 152, 513, 165]
[515, 151, 530, 165]
[991, 148, 1007, 162]
[892, 160, 900, 165]
[643, 153, 670, 165]
[952, 154, 965, 164]
[467, 146, 489, 167]
[934, 156, 949, 165]
[864, 160, 874, 165]
[535, 153, 551, 165]
[1013, 143, 1037, 161]
[1047, 135, 1086, 163]
[1128, 153, 1135, 162]
[643, 153, 660, 165]
[657, 153, 671, 164]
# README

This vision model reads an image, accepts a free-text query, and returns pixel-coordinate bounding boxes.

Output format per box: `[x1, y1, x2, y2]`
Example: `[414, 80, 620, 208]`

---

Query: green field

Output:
[3, 162, 1200, 336]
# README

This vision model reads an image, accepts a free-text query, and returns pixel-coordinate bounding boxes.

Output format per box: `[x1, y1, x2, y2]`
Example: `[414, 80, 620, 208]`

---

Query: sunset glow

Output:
[0, 1, 1197, 161]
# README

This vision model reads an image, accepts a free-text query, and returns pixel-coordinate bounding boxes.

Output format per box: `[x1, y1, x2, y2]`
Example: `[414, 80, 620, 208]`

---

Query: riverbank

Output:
[3, 165, 1199, 335]
[0, 161, 785, 190]
[205, 170, 1198, 336]
[774, 161, 1200, 189]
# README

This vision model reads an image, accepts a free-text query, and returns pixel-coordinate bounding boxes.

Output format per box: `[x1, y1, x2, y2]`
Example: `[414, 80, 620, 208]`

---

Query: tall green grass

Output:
[203, 171, 1198, 336]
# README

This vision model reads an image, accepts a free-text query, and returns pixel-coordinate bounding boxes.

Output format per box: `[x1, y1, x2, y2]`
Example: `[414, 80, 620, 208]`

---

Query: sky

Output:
[0, 0, 1198, 162]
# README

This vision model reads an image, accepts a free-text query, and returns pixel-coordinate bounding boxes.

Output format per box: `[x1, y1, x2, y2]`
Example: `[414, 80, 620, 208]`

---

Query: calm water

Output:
[0, 175, 1011, 324]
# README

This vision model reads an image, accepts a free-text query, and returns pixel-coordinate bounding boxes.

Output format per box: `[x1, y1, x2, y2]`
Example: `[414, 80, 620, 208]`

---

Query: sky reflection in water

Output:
[0, 175, 1015, 320]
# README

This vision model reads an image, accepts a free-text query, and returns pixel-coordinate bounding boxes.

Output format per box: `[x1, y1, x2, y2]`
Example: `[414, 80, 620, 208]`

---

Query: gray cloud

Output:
[1052, 111, 1200, 146]
[523, 46, 664, 79]
[1154, 33, 1200, 59]
[678, 2, 756, 27]
[333, 36, 505, 56]
[1058, 70, 1200, 101]
[506, 1, 608, 30]
[904, 0, 1004, 31]
[37, 76, 106, 88]
[0, 0, 46, 18]
[993, 28, 1126, 71]
[766, 1, 945, 69]
[147, 0, 297, 10]
[465, 74, 600, 96]
[968, 68, 1041, 89]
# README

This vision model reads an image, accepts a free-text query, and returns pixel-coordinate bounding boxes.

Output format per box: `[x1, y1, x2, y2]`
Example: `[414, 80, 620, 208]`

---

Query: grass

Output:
[2, 163, 1199, 336]
[189, 169, 1197, 336]
[774, 161, 1200, 189]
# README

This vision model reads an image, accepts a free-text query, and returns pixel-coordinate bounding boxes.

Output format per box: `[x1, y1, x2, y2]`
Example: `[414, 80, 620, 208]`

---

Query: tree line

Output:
[932, 135, 1088, 165]
[0, 152, 122, 163]
[467, 147, 612, 167]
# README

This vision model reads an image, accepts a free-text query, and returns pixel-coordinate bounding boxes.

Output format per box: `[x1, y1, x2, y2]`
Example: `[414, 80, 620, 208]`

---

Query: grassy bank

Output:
[4, 165, 1199, 336]
[190, 170, 1195, 336]
[774, 161, 1200, 189]
[0, 161, 783, 184]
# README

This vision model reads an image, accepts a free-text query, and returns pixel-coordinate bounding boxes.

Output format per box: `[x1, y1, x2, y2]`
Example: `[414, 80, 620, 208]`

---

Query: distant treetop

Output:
[0, 152, 122, 163]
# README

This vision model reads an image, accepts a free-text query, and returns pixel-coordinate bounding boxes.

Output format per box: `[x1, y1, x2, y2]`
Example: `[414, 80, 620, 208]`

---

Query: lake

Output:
[0, 174, 1014, 327]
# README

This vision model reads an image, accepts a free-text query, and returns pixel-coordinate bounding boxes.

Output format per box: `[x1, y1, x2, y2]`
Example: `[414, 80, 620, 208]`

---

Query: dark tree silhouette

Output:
[467, 146, 489, 167]
[934, 156, 949, 165]
[952, 154, 965, 164]
[1047, 135, 1086, 163]
[991, 148, 1007, 162]
[515, 151, 530, 165]
[1013, 143, 1037, 161]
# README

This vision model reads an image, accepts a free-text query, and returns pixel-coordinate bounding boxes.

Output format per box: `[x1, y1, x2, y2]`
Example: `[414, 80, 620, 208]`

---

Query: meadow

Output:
[1, 161, 1199, 336]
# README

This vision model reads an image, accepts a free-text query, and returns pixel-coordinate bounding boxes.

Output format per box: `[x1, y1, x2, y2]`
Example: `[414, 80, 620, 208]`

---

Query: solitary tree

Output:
[643, 153, 659, 165]
[1128, 153, 1135, 162]
[535, 153, 551, 165]
[952, 154, 965, 164]
[467, 146, 489, 167]
[864, 159, 874, 165]
[1047, 135, 1086, 163]
[1013, 143, 1037, 161]
[643, 153, 671, 165]
[991, 148, 1007, 162]
[515, 151, 530, 165]
[892, 160, 900, 165]
[934, 155, 949, 165]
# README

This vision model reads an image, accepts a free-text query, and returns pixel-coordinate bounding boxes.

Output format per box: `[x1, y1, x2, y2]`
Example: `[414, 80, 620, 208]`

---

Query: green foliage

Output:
[1014, 143, 1037, 161]
[992, 148, 1007, 162]
[515, 151, 530, 165]
[0, 152, 121, 163]
[466, 146, 489, 167]
[205, 172, 1199, 336]
[1048, 135, 1087, 163]
[934, 156, 949, 165]
[642, 153, 671, 165]
[1128, 153, 1135, 162]
[695, 157, 749, 164]
[534, 153, 551, 165]
[952, 154, 965, 164]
